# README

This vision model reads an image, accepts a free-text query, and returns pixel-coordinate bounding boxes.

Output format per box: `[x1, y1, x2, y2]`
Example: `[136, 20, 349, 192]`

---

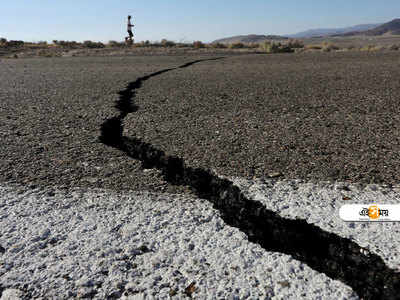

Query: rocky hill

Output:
[288, 23, 381, 38]
[334, 19, 400, 36]
[212, 34, 288, 44]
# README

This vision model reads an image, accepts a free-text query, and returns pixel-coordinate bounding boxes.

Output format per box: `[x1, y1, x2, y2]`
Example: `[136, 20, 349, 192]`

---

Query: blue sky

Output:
[1, 0, 399, 43]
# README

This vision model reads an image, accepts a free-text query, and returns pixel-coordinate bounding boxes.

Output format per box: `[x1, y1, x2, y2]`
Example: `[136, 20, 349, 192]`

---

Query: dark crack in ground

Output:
[99, 58, 400, 300]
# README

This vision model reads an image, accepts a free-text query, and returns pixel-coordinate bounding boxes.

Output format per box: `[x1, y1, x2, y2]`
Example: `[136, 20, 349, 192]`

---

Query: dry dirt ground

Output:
[302, 35, 400, 48]
[1, 51, 400, 193]
[0, 46, 261, 59]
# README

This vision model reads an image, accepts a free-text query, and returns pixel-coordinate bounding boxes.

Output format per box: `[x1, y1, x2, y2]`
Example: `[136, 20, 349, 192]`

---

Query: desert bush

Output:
[5, 40, 24, 47]
[83, 40, 105, 48]
[360, 45, 382, 52]
[193, 41, 205, 48]
[161, 39, 176, 47]
[260, 41, 294, 53]
[53, 40, 80, 48]
[389, 44, 399, 51]
[150, 41, 163, 47]
[133, 40, 152, 47]
[133, 41, 145, 47]
[304, 44, 322, 50]
[246, 43, 259, 49]
[133, 40, 156, 47]
[286, 39, 304, 49]
[135, 40, 166, 47]
[260, 41, 277, 53]
[176, 42, 191, 48]
[209, 42, 227, 49]
[229, 42, 245, 49]
[108, 40, 125, 47]
[322, 42, 339, 52]
[278, 44, 294, 53]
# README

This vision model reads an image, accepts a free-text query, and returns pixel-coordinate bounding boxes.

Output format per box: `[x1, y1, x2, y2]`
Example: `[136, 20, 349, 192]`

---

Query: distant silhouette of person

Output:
[126, 15, 134, 44]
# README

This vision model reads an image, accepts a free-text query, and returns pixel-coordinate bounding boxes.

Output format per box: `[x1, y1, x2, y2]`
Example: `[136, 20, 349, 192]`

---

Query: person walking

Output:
[126, 15, 134, 44]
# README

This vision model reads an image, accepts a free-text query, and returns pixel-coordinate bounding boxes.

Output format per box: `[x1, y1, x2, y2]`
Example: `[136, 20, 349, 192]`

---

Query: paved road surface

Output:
[1, 52, 400, 299]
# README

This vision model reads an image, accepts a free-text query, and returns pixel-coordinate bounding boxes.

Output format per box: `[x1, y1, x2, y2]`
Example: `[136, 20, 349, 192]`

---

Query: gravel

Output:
[233, 178, 400, 271]
[1, 52, 400, 193]
[1, 180, 399, 299]
[0, 183, 350, 299]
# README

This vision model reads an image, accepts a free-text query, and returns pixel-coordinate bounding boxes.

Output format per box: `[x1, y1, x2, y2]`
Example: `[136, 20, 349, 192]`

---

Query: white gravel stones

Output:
[1, 288, 23, 300]
[2, 180, 394, 299]
[233, 178, 400, 271]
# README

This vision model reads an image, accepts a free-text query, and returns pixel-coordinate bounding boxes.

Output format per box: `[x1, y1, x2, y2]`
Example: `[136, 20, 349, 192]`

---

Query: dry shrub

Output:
[229, 42, 245, 49]
[176, 43, 191, 48]
[246, 43, 259, 49]
[360, 45, 382, 52]
[210, 42, 227, 49]
[305, 44, 322, 50]
[53, 40, 80, 48]
[108, 40, 125, 47]
[389, 44, 399, 51]
[322, 42, 340, 52]
[149, 41, 162, 47]
[193, 41, 205, 48]
[133, 41, 146, 47]
[286, 39, 304, 48]
[2, 40, 24, 48]
[132, 40, 152, 47]
[260, 41, 294, 53]
[83, 40, 105, 49]
[161, 39, 176, 47]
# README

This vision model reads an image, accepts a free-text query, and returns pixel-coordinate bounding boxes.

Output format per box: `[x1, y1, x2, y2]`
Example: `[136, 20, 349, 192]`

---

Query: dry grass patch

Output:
[360, 45, 384, 51]
[193, 41, 205, 48]
[209, 42, 227, 49]
[228, 42, 245, 49]
[259, 41, 295, 53]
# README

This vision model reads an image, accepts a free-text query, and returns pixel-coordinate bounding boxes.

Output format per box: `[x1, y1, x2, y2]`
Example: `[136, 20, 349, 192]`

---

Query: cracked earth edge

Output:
[99, 57, 400, 300]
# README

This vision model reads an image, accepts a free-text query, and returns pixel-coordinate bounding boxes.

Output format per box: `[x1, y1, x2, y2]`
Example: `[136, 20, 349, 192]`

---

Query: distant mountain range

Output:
[288, 23, 382, 38]
[212, 19, 400, 43]
[333, 18, 400, 36]
[212, 34, 288, 44]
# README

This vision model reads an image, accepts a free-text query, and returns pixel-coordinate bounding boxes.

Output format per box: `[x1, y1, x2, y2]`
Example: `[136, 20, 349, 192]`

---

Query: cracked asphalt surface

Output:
[2, 51, 400, 299]
[1, 52, 400, 192]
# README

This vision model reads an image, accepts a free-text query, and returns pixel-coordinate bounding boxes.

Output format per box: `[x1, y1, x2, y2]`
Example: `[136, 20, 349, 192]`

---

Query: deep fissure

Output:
[99, 57, 400, 299]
